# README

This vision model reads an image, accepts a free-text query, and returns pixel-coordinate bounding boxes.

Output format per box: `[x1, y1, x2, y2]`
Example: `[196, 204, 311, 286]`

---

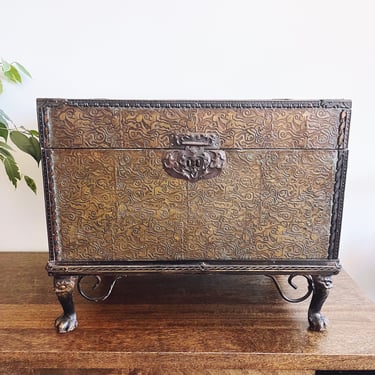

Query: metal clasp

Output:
[169, 133, 220, 149]
[162, 133, 226, 182]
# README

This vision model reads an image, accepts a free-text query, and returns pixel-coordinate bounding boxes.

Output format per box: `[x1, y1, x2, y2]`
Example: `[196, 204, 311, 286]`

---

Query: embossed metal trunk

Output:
[37, 99, 351, 333]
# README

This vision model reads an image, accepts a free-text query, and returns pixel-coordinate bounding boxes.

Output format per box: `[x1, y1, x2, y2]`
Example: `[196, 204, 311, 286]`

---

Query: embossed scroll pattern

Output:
[45, 105, 343, 150]
[50, 148, 337, 261]
[187, 150, 336, 260]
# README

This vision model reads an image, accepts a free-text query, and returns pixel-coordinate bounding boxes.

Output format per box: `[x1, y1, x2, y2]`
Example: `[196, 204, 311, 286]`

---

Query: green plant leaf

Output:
[9, 130, 30, 151]
[4, 65, 22, 83]
[2, 155, 21, 188]
[13, 62, 32, 78]
[9, 130, 41, 164]
[29, 135, 41, 164]
[0, 122, 8, 141]
[0, 148, 13, 161]
[0, 140, 13, 152]
[0, 110, 11, 125]
[0, 144, 16, 160]
[1, 59, 11, 72]
[1, 59, 37, 192]
[27, 129, 39, 137]
[24, 175, 37, 194]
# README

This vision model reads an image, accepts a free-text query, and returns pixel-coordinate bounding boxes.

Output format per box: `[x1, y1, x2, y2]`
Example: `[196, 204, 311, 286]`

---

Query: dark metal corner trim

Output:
[329, 150, 349, 259]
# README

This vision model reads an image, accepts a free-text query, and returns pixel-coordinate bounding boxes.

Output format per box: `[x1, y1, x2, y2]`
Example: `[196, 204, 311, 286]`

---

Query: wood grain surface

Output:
[0, 252, 374, 374]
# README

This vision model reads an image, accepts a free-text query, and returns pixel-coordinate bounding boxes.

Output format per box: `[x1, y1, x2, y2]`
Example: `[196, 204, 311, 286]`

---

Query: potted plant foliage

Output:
[0, 58, 40, 193]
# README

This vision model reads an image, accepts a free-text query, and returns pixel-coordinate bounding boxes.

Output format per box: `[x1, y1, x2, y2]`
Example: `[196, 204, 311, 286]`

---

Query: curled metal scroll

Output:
[77, 275, 122, 302]
[266, 274, 314, 303]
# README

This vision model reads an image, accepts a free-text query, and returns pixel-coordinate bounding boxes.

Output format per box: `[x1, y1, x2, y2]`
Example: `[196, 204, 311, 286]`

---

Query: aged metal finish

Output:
[308, 275, 333, 331]
[38, 99, 351, 333]
[169, 133, 220, 148]
[41, 148, 338, 261]
[45, 260, 341, 274]
[54, 276, 78, 333]
[266, 274, 314, 303]
[162, 133, 226, 182]
[77, 275, 123, 302]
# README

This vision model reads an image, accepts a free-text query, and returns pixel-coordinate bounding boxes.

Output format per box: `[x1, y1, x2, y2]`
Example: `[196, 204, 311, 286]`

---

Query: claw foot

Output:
[54, 276, 78, 333]
[308, 275, 332, 332]
[308, 312, 328, 331]
[55, 313, 78, 333]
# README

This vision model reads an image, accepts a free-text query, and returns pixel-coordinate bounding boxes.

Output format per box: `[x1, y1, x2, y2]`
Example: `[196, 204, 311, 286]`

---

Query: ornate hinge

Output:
[162, 133, 226, 182]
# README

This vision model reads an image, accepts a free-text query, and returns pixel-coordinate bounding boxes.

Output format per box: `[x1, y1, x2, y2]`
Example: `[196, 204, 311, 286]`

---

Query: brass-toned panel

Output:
[193, 108, 341, 149]
[120, 108, 195, 148]
[47, 106, 122, 148]
[255, 150, 337, 259]
[50, 148, 336, 262]
[114, 150, 187, 260]
[45, 105, 342, 149]
[50, 150, 117, 260]
[51, 149, 187, 261]
[120, 107, 342, 149]
[186, 152, 261, 259]
[186, 150, 337, 260]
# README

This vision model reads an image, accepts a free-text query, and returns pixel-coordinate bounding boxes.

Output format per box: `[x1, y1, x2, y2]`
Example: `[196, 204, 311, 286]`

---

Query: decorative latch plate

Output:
[162, 133, 226, 182]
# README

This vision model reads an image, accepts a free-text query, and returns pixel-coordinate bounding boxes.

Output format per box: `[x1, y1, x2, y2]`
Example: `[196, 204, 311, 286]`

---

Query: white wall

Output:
[1, 0, 374, 301]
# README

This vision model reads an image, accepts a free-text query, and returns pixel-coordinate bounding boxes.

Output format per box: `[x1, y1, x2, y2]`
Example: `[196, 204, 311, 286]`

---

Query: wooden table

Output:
[0, 252, 374, 374]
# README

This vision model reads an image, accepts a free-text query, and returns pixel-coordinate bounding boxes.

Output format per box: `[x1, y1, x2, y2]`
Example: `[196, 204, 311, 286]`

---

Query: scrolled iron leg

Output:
[308, 275, 333, 331]
[54, 275, 78, 333]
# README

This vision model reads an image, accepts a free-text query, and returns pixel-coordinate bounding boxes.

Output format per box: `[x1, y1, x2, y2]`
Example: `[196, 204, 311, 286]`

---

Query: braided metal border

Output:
[37, 98, 352, 110]
[46, 261, 341, 275]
